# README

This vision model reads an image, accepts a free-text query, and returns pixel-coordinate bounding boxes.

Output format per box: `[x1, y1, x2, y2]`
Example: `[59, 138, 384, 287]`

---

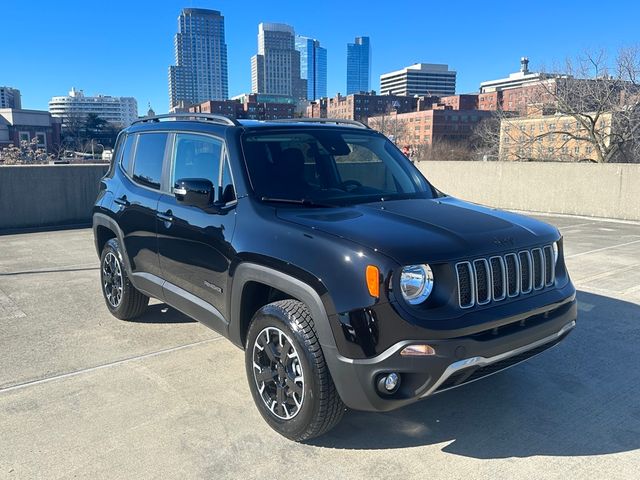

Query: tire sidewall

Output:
[245, 305, 323, 440]
[100, 238, 127, 316]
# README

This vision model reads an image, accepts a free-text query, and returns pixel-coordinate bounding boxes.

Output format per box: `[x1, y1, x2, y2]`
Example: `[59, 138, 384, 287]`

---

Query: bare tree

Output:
[477, 48, 640, 163]
[367, 111, 411, 147]
[0, 138, 52, 165]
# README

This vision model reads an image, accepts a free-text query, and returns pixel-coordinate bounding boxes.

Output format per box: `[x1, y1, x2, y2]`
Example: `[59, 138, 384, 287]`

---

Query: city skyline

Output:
[169, 8, 229, 109]
[3, 0, 639, 112]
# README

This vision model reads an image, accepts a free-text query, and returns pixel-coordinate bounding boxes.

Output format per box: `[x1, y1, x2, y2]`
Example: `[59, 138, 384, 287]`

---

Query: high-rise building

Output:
[48, 88, 138, 127]
[380, 63, 456, 97]
[0, 87, 21, 109]
[295, 36, 327, 100]
[251, 23, 306, 99]
[346, 36, 371, 94]
[168, 8, 229, 110]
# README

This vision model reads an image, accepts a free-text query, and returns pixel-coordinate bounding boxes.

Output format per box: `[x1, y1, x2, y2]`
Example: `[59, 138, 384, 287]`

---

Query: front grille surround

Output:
[456, 245, 556, 309]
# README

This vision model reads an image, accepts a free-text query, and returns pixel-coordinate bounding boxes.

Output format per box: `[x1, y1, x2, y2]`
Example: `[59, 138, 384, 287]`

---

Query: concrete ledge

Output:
[417, 161, 640, 221]
[0, 164, 108, 231]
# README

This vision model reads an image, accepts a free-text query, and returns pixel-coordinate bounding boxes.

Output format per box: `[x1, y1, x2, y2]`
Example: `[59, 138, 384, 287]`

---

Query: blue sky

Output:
[3, 0, 638, 113]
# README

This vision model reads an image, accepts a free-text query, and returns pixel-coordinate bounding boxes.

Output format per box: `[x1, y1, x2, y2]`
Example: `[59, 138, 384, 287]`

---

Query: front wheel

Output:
[245, 300, 345, 441]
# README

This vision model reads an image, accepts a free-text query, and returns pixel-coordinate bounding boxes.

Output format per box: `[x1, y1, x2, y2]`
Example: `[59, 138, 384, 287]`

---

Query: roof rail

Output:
[132, 113, 240, 127]
[268, 118, 370, 129]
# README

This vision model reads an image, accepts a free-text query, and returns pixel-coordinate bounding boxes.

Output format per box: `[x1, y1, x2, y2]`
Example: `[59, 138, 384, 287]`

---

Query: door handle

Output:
[114, 195, 130, 207]
[157, 210, 173, 223]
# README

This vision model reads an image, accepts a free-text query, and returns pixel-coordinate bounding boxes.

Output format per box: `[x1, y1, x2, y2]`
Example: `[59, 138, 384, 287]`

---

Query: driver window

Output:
[172, 133, 222, 190]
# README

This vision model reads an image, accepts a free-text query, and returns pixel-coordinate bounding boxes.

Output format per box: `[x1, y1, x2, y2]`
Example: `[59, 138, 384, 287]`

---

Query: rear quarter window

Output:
[131, 133, 168, 190]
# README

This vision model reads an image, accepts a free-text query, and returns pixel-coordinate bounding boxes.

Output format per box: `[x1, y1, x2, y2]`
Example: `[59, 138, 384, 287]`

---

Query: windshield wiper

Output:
[260, 197, 337, 208]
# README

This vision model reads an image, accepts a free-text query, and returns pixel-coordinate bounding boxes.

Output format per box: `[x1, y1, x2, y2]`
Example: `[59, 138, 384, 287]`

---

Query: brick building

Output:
[189, 93, 296, 120]
[368, 106, 493, 147]
[499, 113, 612, 162]
[307, 93, 418, 121]
[0, 109, 61, 154]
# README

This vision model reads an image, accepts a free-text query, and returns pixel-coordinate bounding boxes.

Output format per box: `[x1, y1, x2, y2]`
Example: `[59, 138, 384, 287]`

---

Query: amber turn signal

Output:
[365, 265, 380, 298]
[400, 344, 436, 356]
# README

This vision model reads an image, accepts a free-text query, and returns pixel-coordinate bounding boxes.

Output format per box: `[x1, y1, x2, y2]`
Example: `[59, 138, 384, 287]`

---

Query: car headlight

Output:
[552, 241, 559, 264]
[400, 264, 434, 305]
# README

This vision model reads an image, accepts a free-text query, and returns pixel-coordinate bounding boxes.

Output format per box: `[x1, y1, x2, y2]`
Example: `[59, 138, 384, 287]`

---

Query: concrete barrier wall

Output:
[417, 161, 640, 221]
[0, 162, 638, 231]
[0, 164, 108, 231]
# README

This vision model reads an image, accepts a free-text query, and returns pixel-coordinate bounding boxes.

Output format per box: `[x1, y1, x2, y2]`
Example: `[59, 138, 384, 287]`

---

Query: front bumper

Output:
[326, 295, 577, 412]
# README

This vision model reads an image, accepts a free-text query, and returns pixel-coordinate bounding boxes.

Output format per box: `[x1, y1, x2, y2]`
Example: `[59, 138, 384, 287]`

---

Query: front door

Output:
[157, 132, 237, 327]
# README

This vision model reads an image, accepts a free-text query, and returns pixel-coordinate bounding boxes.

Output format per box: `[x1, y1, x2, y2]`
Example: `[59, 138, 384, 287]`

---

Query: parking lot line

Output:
[0, 337, 222, 395]
[564, 238, 640, 259]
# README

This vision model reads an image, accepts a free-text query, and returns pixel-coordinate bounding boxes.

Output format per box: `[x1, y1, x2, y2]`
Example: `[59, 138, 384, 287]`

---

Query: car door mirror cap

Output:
[174, 178, 214, 208]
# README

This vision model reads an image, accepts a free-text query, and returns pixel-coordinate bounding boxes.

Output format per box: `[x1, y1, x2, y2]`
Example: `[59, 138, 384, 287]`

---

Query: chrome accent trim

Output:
[489, 256, 507, 301]
[504, 253, 520, 298]
[531, 248, 545, 290]
[518, 250, 533, 294]
[543, 245, 556, 286]
[455, 261, 475, 309]
[422, 320, 576, 397]
[473, 258, 491, 305]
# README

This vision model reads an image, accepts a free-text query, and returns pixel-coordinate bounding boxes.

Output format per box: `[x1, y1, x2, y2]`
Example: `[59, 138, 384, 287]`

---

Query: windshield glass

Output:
[241, 129, 435, 205]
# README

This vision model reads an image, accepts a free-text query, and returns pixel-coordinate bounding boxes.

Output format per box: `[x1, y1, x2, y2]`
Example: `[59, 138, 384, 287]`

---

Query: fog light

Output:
[377, 372, 401, 394]
[384, 373, 399, 391]
[400, 344, 436, 356]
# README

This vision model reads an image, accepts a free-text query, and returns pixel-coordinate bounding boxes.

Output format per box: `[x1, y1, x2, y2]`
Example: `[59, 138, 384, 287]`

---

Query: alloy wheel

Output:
[102, 252, 123, 308]
[252, 326, 305, 420]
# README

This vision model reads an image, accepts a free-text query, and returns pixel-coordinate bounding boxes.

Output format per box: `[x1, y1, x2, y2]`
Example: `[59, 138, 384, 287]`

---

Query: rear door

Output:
[114, 132, 169, 284]
[157, 132, 237, 328]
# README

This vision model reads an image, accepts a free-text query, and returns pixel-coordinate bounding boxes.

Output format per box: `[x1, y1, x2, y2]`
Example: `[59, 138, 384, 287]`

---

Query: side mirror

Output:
[174, 178, 214, 208]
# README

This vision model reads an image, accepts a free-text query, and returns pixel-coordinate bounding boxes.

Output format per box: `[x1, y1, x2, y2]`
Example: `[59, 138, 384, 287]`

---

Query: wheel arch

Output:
[92, 213, 133, 276]
[229, 262, 337, 352]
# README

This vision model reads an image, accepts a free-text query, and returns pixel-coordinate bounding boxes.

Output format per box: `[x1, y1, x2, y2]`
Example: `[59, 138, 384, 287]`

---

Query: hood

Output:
[276, 196, 559, 265]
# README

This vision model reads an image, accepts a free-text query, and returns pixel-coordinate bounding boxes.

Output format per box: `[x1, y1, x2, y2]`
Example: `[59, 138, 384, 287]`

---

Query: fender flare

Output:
[92, 212, 133, 276]
[229, 262, 337, 351]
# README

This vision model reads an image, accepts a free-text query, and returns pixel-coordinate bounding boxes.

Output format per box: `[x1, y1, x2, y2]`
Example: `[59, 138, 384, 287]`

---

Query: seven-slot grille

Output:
[456, 245, 556, 309]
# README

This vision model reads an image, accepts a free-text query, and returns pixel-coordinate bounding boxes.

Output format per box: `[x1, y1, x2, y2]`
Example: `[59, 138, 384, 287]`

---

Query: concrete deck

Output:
[1, 213, 639, 479]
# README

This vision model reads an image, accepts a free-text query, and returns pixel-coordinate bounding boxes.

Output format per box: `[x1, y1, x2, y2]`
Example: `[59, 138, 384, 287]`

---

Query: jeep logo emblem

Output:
[493, 237, 515, 247]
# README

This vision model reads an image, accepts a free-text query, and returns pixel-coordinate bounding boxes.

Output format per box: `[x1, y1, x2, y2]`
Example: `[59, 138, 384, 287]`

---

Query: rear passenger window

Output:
[119, 134, 136, 174]
[172, 133, 222, 188]
[132, 133, 168, 189]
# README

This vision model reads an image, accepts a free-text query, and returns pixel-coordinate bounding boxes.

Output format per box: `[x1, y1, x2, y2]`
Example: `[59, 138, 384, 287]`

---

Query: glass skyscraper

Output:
[346, 36, 371, 95]
[295, 36, 327, 100]
[168, 8, 228, 110]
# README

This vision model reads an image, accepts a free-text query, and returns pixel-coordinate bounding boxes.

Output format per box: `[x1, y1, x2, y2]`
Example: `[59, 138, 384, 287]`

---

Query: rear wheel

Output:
[100, 238, 149, 320]
[245, 300, 345, 441]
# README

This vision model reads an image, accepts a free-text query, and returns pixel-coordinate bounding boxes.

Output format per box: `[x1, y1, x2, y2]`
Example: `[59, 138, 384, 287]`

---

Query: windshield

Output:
[241, 129, 436, 205]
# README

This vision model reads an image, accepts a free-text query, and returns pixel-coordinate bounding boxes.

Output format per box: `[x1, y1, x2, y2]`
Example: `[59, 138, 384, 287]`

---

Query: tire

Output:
[245, 299, 345, 441]
[100, 238, 149, 320]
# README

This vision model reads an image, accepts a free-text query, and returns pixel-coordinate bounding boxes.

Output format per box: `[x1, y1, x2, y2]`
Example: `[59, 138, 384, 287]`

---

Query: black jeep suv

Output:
[93, 114, 576, 441]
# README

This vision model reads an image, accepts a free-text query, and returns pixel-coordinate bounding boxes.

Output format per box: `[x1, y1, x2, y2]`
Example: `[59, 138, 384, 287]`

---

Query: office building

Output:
[169, 8, 229, 110]
[295, 36, 327, 100]
[48, 88, 138, 127]
[346, 36, 371, 94]
[251, 23, 306, 99]
[308, 93, 417, 122]
[0, 87, 21, 109]
[380, 63, 456, 97]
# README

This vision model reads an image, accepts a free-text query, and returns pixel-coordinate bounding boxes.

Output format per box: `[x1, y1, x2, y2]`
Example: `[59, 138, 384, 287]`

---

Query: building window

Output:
[36, 132, 46, 148]
[19, 131, 30, 143]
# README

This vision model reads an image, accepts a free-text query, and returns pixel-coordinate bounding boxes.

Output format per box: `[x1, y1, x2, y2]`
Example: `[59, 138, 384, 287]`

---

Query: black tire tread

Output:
[102, 238, 149, 320]
[269, 299, 345, 441]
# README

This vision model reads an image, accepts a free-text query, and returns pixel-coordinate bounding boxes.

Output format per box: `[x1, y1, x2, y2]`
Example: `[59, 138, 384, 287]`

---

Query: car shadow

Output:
[310, 290, 640, 458]
[122, 303, 196, 324]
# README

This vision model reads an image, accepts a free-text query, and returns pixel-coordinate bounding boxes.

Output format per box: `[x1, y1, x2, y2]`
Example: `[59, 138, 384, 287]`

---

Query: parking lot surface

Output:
[1, 212, 639, 479]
